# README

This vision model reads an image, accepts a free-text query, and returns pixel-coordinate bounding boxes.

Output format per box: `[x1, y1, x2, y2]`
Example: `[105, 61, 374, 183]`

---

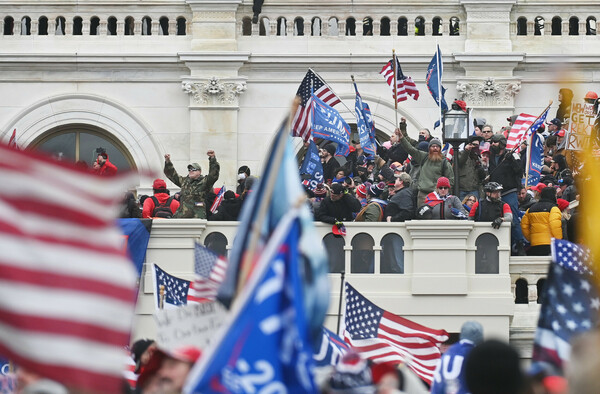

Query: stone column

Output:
[460, 0, 517, 52]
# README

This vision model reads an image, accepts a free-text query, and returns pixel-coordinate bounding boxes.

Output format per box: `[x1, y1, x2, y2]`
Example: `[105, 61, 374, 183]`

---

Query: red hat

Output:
[152, 179, 167, 190]
[556, 129, 566, 137]
[454, 99, 467, 112]
[530, 183, 547, 194]
[356, 183, 368, 198]
[137, 346, 201, 388]
[437, 177, 451, 188]
[557, 198, 569, 211]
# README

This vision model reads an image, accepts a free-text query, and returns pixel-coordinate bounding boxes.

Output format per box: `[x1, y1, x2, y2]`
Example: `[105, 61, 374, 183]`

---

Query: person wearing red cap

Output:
[355, 182, 387, 222]
[142, 178, 180, 219]
[355, 182, 369, 207]
[422, 177, 467, 220]
[137, 346, 201, 394]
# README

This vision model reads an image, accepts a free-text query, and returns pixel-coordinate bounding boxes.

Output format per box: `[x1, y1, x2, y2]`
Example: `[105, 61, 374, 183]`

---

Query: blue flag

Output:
[526, 132, 544, 187]
[310, 93, 351, 156]
[117, 218, 152, 276]
[313, 327, 349, 367]
[426, 45, 447, 129]
[184, 213, 319, 393]
[300, 140, 325, 190]
[217, 118, 330, 342]
[151, 263, 191, 309]
[353, 82, 377, 156]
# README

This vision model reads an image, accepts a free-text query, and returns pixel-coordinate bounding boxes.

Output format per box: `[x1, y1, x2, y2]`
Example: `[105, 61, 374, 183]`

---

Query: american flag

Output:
[380, 58, 419, 103]
[506, 109, 549, 152]
[292, 69, 341, 142]
[442, 142, 454, 161]
[122, 349, 138, 389]
[343, 283, 448, 385]
[532, 239, 599, 372]
[210, 185, 226, 214]
[152, 263, 191, 308]
[0, 143, 138, 392]
[187, 243, 228, 303]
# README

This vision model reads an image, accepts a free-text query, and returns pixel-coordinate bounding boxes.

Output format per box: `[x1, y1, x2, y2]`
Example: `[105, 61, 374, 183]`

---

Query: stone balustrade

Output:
[132, 219, 547, 360]
[511, 13, 598, 36]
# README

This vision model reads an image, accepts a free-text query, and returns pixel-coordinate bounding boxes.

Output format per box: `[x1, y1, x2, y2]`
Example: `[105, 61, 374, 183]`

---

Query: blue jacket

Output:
[430, 339, 475, 394]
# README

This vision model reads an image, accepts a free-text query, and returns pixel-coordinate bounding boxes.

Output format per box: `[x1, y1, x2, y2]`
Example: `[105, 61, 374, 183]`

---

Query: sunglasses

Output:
[482, 130, 493, 133]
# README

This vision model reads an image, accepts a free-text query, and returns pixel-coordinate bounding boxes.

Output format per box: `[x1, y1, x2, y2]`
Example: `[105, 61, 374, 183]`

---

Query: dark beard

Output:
[490, 145, 501, 154]
[428, 151, 444, 162]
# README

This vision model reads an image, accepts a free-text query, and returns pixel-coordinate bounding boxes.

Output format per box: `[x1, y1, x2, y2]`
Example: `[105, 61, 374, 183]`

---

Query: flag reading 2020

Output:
[311, 93, 351, 156]
[300, 140, 325, 190]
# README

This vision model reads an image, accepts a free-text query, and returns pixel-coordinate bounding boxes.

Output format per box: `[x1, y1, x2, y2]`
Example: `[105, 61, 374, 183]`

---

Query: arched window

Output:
[31, 126, 135, 171]
[517, 17, 527, 36]
[142, 16, 152, 35]
[415, 16, 425, 36]
[311, 17, 321, 36]
[124, 17, 134, 36]
[73, 17, 83, 35]
[537, 278, 546, 304]
[328, 17, 338, 36]
[569, 16, 579, 35]
[363, 17, 373, 36]
[380, 17, 390, 36]
[55, 17, 66, 35]
[242, 16, 252, 36]
[587, 16, 597, 35]
[432, 17, 442, 36]
[398, 17, 408, 36]
[3, 16, 13, 35]
[450, 17, 460, 35]
[159, 17, 169, 35]
[204, 232, 228, 257]
[20, 16, 31, 35]
[277, 16, 286, 36]
[323, 233, 345, 273]
[107, 16, 117, 35]
[38, 16, 48, 35]
[534, 16, 545, 35]
[351, 233, 374, 273]
[380, 234, 404, 273]
[346, 17, 356, 36]
[475, 233, 499, 274]
[259, 17, 269, 36]
[90, 16, 100, 35]
[294, 17, 304, 36]
[552, 16, 562, 35]
[515, 278, 529, 304]
[176, 17, 186, 35]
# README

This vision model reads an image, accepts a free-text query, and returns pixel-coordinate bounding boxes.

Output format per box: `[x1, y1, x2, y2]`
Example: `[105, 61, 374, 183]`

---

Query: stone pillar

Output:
[460, 0, 517, 52]
[186, 0, 242, 50]
[82, 20, 90, 35]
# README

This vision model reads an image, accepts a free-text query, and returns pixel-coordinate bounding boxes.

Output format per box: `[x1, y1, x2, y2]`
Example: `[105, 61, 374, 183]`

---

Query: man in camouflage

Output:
[163, 150, 220, 218]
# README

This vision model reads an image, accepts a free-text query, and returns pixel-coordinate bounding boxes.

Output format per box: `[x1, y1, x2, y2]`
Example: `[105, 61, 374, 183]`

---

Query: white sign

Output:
[569, 102, 596, 135]
[154, 302, 226, 351]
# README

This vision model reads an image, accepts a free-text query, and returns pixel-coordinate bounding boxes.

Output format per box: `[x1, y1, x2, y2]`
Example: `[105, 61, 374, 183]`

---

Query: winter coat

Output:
[488, 149, 522, 193]
[322, 156, 340, 184]
[317, 194, 361, 224]
[164, 157, 220, 219]
[521, 200, 562, 246]
[400, 138, 454, 194]
[384, 186, 414, 222]
[210, 197, 242, 221]
[142, 192, 180, 218]
[95, 154, 118, 176]
[423, 192, 467, 220]
[354, 199, 387, 222]
[457, 150, 485, 192]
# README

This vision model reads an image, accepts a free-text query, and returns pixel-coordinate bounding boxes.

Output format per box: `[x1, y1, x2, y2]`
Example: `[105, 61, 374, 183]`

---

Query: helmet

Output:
[484, 182, 503, 193]
[584, 91, 598, 101]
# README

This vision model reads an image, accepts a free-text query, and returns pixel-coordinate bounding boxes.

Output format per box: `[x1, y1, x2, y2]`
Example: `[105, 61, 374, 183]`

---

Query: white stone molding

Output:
[182, 77, 247, 106]
[456, 78, 521, 107]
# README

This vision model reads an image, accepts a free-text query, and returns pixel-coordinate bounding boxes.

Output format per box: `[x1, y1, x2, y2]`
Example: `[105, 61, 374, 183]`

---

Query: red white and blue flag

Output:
[506, 109, 549, 152]
[187, 243, 228, 303]
[210, 185, 226, 214]
[343, 283, 448, 385]
[0, 143, 138, 392]
[381, 58, 419, 103]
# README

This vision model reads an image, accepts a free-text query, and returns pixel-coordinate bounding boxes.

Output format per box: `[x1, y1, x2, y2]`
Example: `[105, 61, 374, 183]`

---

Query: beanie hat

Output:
[454, 99, 467, 112]
[460, 321, 484, 345]
[540, 186, 557, 202]
[378, 166, 394, 182]
[368, 182, 385, 197]
[152, 179, 167, 190]
[314, 183, 327, 197]
[330, 183, 345, 195]
[429, 138, 442, 149]
[557, 198, 569, 211]
[417, 141, 429, 152]
[437, 177, 451, 189]
[356, 183, 368, 198]
[324, 144, 336, 156]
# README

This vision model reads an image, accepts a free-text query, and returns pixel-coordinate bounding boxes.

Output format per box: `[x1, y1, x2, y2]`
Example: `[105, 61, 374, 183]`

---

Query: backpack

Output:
[151, 196, 175, 218]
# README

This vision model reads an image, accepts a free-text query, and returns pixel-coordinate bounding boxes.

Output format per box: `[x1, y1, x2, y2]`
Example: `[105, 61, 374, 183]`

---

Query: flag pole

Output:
[336, 270, 345, 334]
[508, 100, 554, 155]
[436, 43, 443, 131]
[392, 49, 399, 128]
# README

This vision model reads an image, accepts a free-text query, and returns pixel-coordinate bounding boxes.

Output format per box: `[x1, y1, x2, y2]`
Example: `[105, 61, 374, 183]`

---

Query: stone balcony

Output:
[133, 219, 550, 360]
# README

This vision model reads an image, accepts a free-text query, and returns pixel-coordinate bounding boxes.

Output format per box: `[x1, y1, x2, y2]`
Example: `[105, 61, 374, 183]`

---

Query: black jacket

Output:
[384, 187, 414, 222]
[489, 149, 523, 193]
[210, 198, 242, 221]
[322, 157, 341, 184]
[316, 194, 361, 224]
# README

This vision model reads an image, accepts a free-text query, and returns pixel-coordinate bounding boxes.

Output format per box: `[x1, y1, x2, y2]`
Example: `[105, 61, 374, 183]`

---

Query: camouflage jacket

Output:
[164, 157, 220, 218]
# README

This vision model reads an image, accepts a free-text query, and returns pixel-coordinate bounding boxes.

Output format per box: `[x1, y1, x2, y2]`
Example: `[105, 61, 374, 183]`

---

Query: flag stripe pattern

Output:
[506, 110, 550, 152]
[532, 239, 599, 371]
[188, 243, 228, 303]
[380, 59, 419, 103]
[0, 144, 138, 393]
[343, 283, 448, 385]
[292, 69, 341, 142]
[210, 185, 226, 214]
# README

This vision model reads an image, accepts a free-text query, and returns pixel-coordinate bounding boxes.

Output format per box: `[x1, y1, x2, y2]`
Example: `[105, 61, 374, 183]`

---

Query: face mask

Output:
[238, 173, 246, 181]
[418, 135, 426, 142]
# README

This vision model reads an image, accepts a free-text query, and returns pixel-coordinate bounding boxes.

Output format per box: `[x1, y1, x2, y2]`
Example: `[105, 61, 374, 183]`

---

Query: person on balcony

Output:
[163, 150, 220, 219]
[320, 144, 340, 185]
[354, 182, 387, 222]
[457, 135, 486, 200]
[469, 182, 512, 230]
[142, 178, 179, 219]
[385, 172, 414, 222]
[316, 183, 361, 225]
[521, 186, 562, 256]
[421, 177, 467, 220]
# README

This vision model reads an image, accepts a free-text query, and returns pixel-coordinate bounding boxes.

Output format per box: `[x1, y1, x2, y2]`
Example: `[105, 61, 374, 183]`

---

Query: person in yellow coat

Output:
[521, 186, 562, 256]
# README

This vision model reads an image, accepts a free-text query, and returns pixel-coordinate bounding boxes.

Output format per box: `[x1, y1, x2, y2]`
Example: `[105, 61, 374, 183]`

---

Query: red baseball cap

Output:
[137, 346, 201, 388]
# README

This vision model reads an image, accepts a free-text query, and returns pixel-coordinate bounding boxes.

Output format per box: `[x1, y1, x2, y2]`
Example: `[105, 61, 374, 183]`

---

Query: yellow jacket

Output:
[521, 201, 562, 246]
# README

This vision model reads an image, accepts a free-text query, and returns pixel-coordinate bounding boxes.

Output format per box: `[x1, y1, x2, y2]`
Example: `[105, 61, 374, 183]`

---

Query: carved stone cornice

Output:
[456, 77, 521, 108]
[181, 76, 247, 107]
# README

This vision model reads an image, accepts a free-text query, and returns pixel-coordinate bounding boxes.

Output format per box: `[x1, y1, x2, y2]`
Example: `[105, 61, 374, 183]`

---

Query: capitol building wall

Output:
[0, 0, 596, 357]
